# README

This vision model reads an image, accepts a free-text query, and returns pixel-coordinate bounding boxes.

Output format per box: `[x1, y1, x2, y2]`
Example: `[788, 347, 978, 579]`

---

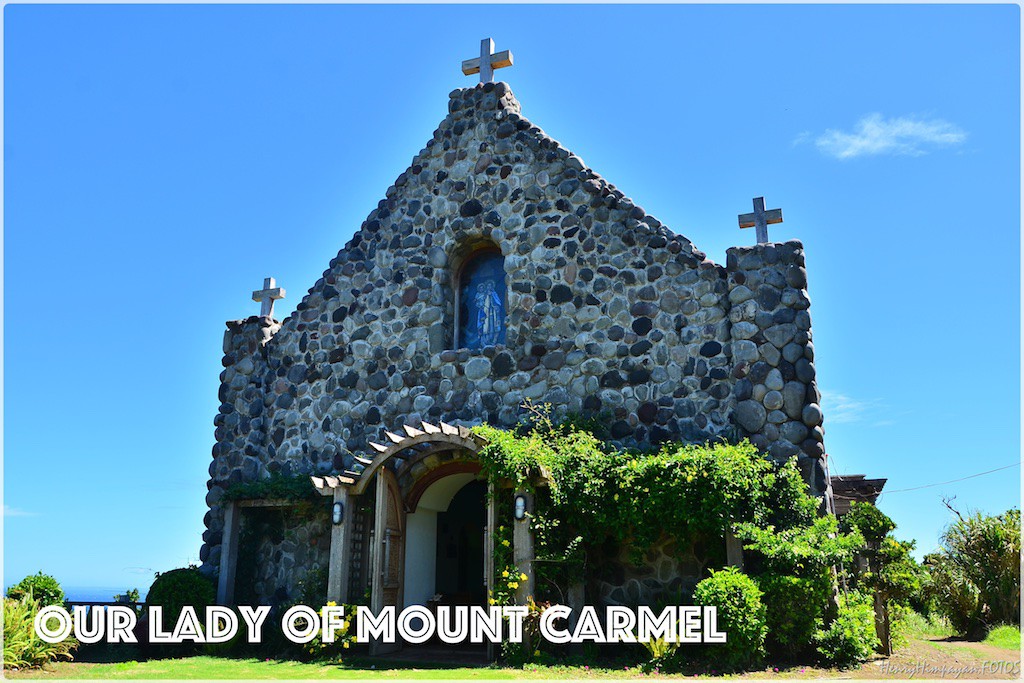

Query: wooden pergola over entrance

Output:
[309, 422, 491, 605]
[306, 421, 540, 656]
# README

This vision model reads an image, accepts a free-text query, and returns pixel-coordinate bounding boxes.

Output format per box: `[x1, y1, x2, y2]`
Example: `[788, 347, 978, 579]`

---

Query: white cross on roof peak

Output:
[461, 38, 513, 84]
[252, 277, 286, 318]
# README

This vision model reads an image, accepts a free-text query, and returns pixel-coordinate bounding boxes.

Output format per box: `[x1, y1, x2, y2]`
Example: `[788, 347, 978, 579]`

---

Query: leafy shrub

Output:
[3, 595, 77, 669]
[6, 572, 65, 608]
[840, 502, 895, 545]
[813, 593, 879, 668]
[739, 515, 861, 657]
[298, 602, 357, 662]
[924, 508, 1020, 637]
[297, 567, 328, 608]
[756, 573, 828, 657]
[145, 566, 216, 631]
[692, 567, 767, 671]
[200, 607, 248, 658]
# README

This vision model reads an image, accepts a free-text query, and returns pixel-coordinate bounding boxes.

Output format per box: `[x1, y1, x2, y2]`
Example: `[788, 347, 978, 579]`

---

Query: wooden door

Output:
[370, 467, 404, 655]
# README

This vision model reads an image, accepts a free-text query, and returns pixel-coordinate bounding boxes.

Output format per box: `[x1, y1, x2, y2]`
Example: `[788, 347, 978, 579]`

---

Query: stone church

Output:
[198, 40, 831, 640]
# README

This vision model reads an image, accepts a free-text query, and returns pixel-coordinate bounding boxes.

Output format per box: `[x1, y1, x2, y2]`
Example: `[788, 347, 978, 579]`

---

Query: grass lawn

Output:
[7, 623, 1020, 680]
[984, 625, 1021, 651]
[5, 657, 676, 680]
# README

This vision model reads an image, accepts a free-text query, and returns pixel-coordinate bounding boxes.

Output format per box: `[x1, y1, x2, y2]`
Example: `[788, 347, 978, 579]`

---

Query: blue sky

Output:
[4, 4, 1020, 594]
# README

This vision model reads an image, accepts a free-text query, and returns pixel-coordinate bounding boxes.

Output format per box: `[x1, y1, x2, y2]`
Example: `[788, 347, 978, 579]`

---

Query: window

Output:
[457, 248, 506, 350]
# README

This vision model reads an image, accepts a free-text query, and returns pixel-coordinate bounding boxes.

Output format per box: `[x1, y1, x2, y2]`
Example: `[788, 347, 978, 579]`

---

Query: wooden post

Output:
[486, 482, 498, 662]
[512, 490, 535, 603]
[327, 488, 353, 604]
[217, 502, 241, 605]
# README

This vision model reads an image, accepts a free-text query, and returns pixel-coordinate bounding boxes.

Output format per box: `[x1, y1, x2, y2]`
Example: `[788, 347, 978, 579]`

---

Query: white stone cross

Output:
[461, 38, 513, 83]
[738, 196, 783, 244]
[252, 277, 286, 318]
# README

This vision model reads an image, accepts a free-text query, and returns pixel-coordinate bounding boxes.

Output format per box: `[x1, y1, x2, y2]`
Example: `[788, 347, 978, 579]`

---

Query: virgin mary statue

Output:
[474, 280, 504, 347]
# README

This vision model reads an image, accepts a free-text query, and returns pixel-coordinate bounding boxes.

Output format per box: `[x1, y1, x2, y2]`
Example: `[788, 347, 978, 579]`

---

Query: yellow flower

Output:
[488, 598, 496, 605]
[343, 642, 349, 649]
[502, 570, 509, 578]
[519, 573, 528, 581]
[502, 539, 511, 547]
[326, 600, 337, 607]
[509, 581, 519, 589]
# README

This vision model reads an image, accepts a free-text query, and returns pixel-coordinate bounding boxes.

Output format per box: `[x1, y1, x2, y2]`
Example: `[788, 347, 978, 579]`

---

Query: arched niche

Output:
[454, 243, 507, 350]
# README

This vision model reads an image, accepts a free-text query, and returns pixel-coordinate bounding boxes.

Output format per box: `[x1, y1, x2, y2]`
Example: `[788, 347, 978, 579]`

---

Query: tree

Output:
[924, 506, 1020, 638]
[840, 502, 920, 655]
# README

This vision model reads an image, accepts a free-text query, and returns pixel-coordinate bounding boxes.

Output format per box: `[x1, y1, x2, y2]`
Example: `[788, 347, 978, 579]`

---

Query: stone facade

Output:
[199, 82, 829, 584]
[233, 506, 331, 606]
[593, 535, 721, 608]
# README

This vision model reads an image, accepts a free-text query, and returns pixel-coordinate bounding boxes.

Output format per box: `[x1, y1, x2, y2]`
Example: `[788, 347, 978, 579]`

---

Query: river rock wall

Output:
[199, 82, 829, 578]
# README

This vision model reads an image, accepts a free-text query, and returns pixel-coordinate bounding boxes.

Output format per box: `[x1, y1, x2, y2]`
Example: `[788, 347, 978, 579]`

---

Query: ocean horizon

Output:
[60, 586, 149, 603]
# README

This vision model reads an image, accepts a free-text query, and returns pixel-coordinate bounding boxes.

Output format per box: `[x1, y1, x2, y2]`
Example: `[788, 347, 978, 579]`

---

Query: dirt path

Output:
[843, 635, 1021, 680]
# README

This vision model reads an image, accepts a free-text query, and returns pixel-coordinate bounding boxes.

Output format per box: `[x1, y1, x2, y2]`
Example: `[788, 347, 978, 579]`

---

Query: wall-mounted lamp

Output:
[514, 494, 527, 521]
[332, 501, 344, 525]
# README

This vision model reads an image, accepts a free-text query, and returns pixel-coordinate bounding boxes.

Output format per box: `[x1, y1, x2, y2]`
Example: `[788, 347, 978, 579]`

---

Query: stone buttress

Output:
[726, 241, 829, 500]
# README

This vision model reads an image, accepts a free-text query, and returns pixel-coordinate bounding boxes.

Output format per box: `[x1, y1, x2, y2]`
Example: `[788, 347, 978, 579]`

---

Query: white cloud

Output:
[791, 130, 813, 147]
[809, 113, 966, 159]
[820, 391, 880, 424]
[4, 505, 37, 517]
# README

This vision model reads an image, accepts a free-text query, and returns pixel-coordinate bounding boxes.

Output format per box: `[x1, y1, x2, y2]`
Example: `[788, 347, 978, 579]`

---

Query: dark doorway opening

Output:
[434, 479, 487, 606]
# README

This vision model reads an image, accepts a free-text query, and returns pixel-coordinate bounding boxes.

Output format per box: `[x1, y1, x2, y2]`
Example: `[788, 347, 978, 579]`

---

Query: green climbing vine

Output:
[223, 473, 322, 503]
[474, 404, 820, 586]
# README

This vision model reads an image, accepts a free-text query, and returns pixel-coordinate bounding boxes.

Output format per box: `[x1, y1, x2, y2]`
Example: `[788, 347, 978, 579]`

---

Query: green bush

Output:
[3, 595, 77, 669]
[692, 567, 767, 671]
[840, 502, 895, 545]
[6, 572, 65, 608]
[146, 566, 216, 631]
[925, 508, 1020, 638]
[200, 607, 248, 658]
[813, 593, 879, 668]
[739, 514, 861, 657]
[756, 573, 828, 657]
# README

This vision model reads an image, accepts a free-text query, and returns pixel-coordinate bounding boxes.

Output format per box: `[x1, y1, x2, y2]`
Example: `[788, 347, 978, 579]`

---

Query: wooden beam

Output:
[327, 488, 353, 604]
[217, 502, 241, 605]
[486, 482, 498, 662]
[513, 490, 535, 604]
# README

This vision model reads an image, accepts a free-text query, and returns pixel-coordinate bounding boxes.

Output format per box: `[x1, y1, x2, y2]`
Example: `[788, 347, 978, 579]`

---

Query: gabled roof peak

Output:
[446, 81, 521, 117]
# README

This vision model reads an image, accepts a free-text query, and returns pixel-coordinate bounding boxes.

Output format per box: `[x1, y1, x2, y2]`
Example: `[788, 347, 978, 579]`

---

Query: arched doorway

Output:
[310, 422, 500, 657]
[405, 474, 487, 609]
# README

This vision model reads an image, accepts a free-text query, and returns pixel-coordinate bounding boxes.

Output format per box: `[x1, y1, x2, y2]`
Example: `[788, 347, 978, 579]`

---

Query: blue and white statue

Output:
[474, 280, 504, 347]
